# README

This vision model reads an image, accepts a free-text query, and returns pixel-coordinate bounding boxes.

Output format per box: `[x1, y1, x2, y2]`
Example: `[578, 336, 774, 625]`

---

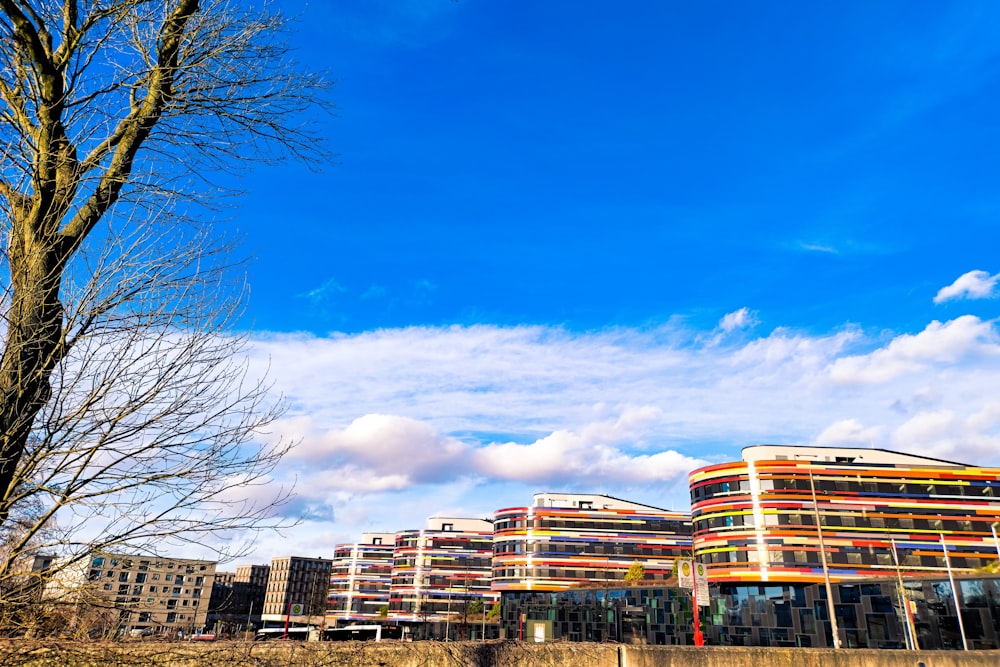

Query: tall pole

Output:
[692, 572, 704, 646]
[991, 522, 1000, 563]
[890, 538, 918, 650]
[445, 586, 453, 641]
[940, 533, 968, 651]
[246, 600, 253, 640]
[809, 469, 841, 649]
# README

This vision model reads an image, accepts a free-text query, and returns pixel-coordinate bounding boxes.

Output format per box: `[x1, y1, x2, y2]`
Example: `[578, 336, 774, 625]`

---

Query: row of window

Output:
[493, 566, 670, 581]
[109, 595, 200, 608]
[493, 541, 686, 557]
[696, 512, 998, 534]
[691, 476, 1000, 501]
[87, 570, 204, 585]
[698, 546, 987, 571]
[494, 518, 690, 533]
[91, 557, 208, 572]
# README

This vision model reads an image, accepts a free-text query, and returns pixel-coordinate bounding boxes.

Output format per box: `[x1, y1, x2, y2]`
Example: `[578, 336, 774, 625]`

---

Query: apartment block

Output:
[389, 517, 497, 621]
[690, 445, 1000, 583]
[261, 556, 332, 626]
[327, 532, 394, 624]
[46, 553, 216, 636]
[492, 493, 693, 591]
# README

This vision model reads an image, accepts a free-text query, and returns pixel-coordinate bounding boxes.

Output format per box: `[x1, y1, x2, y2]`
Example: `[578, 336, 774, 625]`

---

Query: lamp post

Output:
[991, 522, 1000, 563]
[890, 538, 918, 650]
[940, 533, 968, 651]
[808, 468, 842, 649]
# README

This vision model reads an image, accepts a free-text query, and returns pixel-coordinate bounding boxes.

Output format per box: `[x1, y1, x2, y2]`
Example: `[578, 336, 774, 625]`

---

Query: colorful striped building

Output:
[492, 493, 692, 591]
[690, 445, 1000, 583]
[326, 532, 394, 624]
[388, 517, 497, 621]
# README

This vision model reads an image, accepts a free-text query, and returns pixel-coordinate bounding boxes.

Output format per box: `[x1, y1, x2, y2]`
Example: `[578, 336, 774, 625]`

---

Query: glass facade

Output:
[501, 575, 1000, 650]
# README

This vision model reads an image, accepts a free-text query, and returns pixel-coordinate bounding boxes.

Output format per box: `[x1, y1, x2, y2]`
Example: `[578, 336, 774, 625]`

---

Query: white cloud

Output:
[827, 316, 1000, 384]
[719, 307, 758, 332]
[799, 242, 838, 254]
[934, 270, 1000, 303]
[241, 314, 1000, 561]
[814, 419, 883, 446]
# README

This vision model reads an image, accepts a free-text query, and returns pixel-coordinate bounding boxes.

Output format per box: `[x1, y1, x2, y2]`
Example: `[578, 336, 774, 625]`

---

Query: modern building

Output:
[206, 564, 269, 634]
[689, 445, 1000, 584]
[389, 517, 497, 623]
[492, 493, 692, 591]
[327, 532, 394, 625]
[261, 556, 332, 627]
[46, 553, 216, 636]
[502, 574, 1000, 649]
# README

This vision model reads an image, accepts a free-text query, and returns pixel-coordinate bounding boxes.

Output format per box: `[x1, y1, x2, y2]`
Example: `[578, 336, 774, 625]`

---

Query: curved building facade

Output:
[690, 445, 1000, 583]
[492, 493, 692, 591]
[389, 517, 497, 620]
[326, 532, 394, 623]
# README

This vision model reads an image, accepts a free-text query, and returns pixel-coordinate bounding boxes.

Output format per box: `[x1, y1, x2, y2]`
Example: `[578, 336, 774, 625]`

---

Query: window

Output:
[441, 523, 454, 532]
[149, 586, 157, 593]
[119, 572, 129, 582]
[165, 574, 173, 581]
[152, 574, 160, 581]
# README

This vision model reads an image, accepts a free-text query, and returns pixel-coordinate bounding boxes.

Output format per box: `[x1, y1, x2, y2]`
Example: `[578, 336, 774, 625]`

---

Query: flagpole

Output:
[809, 468, 841, 648]
[940, 533, 968, 650]
[890, 538, 918, 650]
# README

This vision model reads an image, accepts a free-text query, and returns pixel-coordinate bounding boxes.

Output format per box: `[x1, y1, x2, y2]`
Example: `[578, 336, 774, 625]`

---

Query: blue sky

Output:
[207, 1, 1000, 561]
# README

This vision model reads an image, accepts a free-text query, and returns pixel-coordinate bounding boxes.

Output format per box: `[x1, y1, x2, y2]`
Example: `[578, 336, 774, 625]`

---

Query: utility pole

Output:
[808, 468, 841, 649]
[940, 534, 968, 651]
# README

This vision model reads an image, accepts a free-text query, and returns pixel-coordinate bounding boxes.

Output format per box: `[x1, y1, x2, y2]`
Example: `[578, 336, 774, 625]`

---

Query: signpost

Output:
[677, 558, 706, 646]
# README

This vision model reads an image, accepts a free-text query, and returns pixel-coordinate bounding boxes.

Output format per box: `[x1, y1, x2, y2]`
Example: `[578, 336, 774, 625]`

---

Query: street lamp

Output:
[808, 468, 841, 649]
[889, 538, 918, 651]
[991, 522, 1000, 563]
[939, 533, 968, 651]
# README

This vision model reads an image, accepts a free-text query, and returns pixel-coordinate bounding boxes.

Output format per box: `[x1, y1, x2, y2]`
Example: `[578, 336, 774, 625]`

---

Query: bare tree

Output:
[0, 0, 327, 607]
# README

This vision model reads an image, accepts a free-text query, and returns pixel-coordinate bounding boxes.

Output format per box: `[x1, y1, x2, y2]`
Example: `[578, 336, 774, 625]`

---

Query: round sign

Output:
[290, 603, 304, 615]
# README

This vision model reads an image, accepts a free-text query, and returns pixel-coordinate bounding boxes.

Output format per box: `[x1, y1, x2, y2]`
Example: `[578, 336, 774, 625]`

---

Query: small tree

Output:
[624, 561, 645, 583]
[467, 598, 484, 617]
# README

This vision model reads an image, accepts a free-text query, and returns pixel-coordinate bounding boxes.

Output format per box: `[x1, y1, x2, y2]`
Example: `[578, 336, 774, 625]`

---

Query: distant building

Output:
[261, 556, 331, 627]
[45, 553, 216, 636]
[389, 517, 497, 622]
[689, 445, 1000, 583]
[327, 533, 394, 624]
[207, 564, 269, 634]
[492, 493, 692, 591]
